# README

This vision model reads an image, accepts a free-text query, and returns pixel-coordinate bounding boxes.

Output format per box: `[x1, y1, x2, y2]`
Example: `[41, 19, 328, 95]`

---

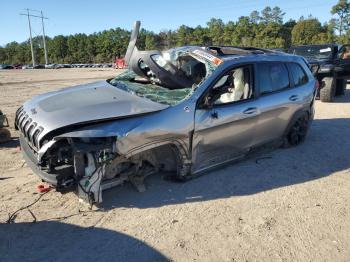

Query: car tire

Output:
[320, 77, 336, 102]
[0, 128, 11, 143]
[284, 114, 310, 147]
[335, 78, 346, 96]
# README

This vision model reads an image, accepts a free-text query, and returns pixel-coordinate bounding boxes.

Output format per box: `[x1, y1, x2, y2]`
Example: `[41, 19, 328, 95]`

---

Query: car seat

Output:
[233, 68, 245, 101]
[242, 67, 251, 99]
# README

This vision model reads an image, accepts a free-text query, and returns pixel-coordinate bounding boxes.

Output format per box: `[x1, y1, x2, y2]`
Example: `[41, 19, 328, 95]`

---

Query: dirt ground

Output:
[0, 68, 350, 262]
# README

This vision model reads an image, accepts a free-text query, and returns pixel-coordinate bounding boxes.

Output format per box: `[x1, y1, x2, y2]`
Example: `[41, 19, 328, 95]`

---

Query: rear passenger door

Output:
[253, 62, 306, 146]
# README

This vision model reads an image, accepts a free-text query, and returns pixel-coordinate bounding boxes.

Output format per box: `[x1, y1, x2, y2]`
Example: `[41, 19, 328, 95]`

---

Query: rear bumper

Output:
[20, 135, 59, 186]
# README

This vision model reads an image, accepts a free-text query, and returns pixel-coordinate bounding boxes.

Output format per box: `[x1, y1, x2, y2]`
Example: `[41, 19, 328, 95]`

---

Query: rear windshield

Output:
[289, 46, 333, 60]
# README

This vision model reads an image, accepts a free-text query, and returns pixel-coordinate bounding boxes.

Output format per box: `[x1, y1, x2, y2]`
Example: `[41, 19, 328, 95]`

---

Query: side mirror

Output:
[201, 96, 214, 109]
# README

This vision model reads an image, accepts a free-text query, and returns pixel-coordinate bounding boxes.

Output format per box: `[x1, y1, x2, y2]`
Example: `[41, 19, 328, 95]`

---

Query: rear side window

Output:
[288, 63, 308, 87]
[256, 63, 290, 95]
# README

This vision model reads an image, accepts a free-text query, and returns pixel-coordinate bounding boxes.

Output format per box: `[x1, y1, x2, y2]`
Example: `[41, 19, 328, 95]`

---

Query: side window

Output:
[209, 66, 253, 105]
[288, 63, 308, 87]
[256, 63, 290, 95]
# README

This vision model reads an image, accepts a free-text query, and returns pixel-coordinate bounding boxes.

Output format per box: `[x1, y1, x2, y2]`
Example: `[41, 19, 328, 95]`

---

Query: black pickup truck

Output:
[289, 44, 350, 102]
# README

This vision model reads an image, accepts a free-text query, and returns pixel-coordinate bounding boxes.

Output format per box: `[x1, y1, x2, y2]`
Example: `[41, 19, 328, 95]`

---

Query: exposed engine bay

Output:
[34, 136, 180, 204]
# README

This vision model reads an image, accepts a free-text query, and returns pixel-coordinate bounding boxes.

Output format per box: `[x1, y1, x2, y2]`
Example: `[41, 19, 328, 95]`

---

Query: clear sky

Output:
[0, 0, 339, 46]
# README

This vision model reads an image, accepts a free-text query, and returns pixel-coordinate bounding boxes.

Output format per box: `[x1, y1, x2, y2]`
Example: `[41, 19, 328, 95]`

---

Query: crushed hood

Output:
[22, 80, 168, 140]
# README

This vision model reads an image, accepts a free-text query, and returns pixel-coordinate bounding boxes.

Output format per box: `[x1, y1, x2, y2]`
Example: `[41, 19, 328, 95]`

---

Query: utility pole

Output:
[20, 9, 49, 66]
[24, 9, 35, 67]
[41, 11, 48, 64]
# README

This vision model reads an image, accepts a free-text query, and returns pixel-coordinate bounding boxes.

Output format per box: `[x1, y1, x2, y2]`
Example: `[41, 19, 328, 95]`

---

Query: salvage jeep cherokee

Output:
[16, 22, 317, 204]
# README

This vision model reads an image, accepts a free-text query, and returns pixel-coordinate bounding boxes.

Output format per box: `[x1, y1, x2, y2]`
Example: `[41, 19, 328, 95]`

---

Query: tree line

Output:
[1, 1, 350, 65]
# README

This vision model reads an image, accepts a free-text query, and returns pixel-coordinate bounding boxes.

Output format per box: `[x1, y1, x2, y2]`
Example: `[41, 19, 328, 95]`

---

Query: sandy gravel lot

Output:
[0, 68, 350, 262]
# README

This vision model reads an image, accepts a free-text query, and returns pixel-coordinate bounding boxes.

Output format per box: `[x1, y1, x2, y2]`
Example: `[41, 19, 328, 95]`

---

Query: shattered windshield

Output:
[109, 70, 192, 106]
[109, 47, 220, 106]
[289, 45, 333, 60]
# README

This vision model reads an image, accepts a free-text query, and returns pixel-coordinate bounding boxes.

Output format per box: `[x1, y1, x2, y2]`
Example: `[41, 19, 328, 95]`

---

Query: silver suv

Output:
[16, 23, 317, 204]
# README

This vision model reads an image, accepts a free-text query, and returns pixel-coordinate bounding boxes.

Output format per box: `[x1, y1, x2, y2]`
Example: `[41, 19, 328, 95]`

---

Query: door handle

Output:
[289, 95, 299, 101]
[210, 111, 218, 119]
[243, 107, 257, 115]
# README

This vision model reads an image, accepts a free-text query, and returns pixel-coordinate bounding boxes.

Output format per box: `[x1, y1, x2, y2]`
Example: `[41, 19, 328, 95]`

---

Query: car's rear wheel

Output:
[284, 114, 310, 147]
[335, 78, 346, 96]
[320, 77, 336, 102]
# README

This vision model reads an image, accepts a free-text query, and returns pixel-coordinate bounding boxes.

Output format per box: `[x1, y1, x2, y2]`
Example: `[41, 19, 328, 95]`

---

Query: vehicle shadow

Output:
[0, 137, 19, 149]
[333, 87, 350, 103]
[0, 221, 168, 262]
[102, 117, 350, 209]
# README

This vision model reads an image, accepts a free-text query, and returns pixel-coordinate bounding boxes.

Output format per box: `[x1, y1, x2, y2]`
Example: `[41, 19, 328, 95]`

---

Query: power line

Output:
[20, 9, 49, 66]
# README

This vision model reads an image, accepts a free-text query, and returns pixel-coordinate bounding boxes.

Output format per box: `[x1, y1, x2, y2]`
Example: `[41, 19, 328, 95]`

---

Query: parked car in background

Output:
[45, 64, 57, 69]
[288, 44, 350, 102]
[33, 64, 45, 69]
[114, 57, 127, 69]
[0, 64, 14, 69]
[12, 64, 23, 69]
[22, 64, 33, 69]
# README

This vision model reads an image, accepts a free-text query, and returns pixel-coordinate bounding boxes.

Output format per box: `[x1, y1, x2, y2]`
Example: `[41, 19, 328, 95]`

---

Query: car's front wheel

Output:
[284, 114, 310, 147]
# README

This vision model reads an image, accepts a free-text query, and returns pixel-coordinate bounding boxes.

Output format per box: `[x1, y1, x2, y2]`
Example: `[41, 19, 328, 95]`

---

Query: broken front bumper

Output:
[20, 135, 59, 186]
[20, 135, 124, 204]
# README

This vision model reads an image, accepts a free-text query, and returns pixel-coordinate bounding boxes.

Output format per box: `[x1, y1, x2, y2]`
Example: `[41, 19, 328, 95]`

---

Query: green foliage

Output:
[331, 0, 350, 36]
[1, 5, 349, 64]
[176, 25, 194, 46]
[260, 6, 285, 24]
[207, 18, 225, 45]
[292, 18, 325, 45]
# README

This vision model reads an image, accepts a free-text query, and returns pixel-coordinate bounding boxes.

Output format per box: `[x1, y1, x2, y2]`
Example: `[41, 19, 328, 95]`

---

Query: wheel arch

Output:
[124, 139, 192, 178]
[283, 108, 311, 137]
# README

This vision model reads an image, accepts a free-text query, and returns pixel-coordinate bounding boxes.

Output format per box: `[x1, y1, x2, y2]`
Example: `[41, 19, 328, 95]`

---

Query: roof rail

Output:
[234, 46, 276, 53]
[207, 46, 269, 55]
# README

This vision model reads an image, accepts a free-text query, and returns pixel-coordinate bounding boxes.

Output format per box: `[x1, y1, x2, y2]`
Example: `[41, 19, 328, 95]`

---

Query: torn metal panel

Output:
[124, 21, 219, 90]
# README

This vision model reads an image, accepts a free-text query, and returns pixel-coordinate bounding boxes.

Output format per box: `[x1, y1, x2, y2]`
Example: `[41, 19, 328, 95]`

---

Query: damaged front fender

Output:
[24, 81, 195, 205]
[36, 113, 193, 204]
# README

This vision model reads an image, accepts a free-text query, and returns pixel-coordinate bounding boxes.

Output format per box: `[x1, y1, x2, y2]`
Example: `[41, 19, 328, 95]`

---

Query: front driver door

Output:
[192, 65, 259, 173]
